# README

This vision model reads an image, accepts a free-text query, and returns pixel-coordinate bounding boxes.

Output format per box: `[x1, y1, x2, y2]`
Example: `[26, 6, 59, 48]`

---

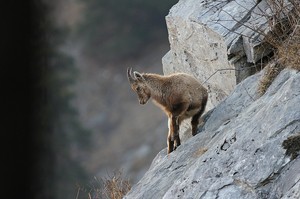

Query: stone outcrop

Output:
[161, 0, 291, 143]
[124, 68, 300, 199]
[162, 0, 280, 110]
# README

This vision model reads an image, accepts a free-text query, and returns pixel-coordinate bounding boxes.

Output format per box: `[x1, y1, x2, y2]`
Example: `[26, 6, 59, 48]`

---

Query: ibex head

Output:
[127, 67, 151, 105]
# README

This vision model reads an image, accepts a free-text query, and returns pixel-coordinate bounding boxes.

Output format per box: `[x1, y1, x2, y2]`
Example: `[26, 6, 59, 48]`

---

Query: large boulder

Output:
[162, 0, 279, 110]
[124, 68, 300, 199]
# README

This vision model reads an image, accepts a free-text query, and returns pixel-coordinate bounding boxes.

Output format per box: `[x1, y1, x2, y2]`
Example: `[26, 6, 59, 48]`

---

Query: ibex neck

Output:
[143, 73, 165, 101]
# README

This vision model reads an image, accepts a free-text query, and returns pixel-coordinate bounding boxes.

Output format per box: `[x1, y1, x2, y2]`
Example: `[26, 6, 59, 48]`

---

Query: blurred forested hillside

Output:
[30, 1, 90, 199]
[29, 0, 178, 198]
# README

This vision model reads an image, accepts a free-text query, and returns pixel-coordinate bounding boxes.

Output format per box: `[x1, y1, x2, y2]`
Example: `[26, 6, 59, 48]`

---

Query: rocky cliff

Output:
[124, 0, 300, 198]
[162, 0, 283, 109]
[124, 68, 300, 199]
[161, 0, 283, 143]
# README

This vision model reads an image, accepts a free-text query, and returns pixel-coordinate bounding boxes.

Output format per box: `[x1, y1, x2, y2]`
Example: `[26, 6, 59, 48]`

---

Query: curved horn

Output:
[133, 71, 145, 81]
[127, 67, 135, 84]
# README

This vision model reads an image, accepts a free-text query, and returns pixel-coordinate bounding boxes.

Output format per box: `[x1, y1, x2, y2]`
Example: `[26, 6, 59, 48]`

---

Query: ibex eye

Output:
[136, 87, 141, 92]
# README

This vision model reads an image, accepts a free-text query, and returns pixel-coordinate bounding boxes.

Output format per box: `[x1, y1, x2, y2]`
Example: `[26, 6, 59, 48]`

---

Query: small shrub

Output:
[76, 170, 131, 199]
[277, 26, 300, 70]
[102, 171, 131, 199]
[258, 0, 300, 95]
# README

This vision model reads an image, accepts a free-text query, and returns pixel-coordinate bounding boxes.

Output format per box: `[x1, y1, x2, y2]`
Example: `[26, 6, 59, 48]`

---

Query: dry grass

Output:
[102, 171, 131, 199]
[277, 26, 300, 70]
[76, 170, 131, 199]
[258, 60, 284, 96]
[257, 0, 300, 95]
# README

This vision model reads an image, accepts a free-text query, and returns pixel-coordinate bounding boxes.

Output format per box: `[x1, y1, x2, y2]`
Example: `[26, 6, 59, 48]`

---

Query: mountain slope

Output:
[124, 68, 300, 198]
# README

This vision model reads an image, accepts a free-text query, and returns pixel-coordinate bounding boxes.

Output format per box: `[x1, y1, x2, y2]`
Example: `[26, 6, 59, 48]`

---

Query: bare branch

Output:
[203, 66, 258, 85]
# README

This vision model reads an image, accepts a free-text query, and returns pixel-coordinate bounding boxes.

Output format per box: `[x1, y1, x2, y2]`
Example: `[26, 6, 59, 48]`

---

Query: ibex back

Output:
[127, 67, 208, 154]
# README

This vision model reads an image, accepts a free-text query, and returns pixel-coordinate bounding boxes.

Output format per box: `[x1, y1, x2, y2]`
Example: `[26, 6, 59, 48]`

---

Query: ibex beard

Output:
[127, 67, 208, 154]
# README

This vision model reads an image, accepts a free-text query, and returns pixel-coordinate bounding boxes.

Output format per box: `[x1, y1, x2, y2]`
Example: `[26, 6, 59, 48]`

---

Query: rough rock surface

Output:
[124, 69, 300, 199]
[162, 0, 280, 110]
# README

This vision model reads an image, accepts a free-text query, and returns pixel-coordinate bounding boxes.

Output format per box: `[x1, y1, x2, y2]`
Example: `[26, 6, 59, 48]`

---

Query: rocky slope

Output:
[124, 68, 300, 199]
[124, 0, 300, 198]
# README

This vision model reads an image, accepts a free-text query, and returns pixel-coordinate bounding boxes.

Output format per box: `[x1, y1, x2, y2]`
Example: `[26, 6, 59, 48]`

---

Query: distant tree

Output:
[31, 1, 90, 199]
[77, 0, 178, 64]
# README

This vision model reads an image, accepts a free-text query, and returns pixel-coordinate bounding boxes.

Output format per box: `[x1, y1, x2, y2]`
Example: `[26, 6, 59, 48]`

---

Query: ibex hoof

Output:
[192, 130, 198, 136]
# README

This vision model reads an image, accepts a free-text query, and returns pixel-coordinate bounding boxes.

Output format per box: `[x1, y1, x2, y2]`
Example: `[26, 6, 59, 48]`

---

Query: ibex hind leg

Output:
[167, 135, 174, 154]
[173, 135, 181, 150]
[191, 96, 207, 136]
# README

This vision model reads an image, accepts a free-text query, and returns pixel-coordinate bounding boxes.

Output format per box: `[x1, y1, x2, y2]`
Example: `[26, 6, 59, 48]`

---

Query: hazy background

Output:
[30, 0, 178, 198]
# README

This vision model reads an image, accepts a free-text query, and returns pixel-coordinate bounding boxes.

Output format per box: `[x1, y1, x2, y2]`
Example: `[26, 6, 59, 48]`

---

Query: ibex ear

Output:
[133, 71, 145, 81]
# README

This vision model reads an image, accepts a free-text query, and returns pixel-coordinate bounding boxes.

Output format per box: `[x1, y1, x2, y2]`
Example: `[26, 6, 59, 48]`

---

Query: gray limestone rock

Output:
[161, 0, 294, 144]
[124, 69, 300, 199]
[162, 0, 292, 110]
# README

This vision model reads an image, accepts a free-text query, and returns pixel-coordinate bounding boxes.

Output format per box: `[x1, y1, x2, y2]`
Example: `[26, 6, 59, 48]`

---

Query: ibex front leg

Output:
[167, 102, 190, 154]
[167, 115, 181, 154]
[172, 116, 181, 150]
[167, 117, 174, 154]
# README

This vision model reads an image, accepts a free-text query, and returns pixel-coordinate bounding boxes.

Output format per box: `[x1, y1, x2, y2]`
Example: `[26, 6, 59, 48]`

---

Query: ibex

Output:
[127, 68, 208, 154]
